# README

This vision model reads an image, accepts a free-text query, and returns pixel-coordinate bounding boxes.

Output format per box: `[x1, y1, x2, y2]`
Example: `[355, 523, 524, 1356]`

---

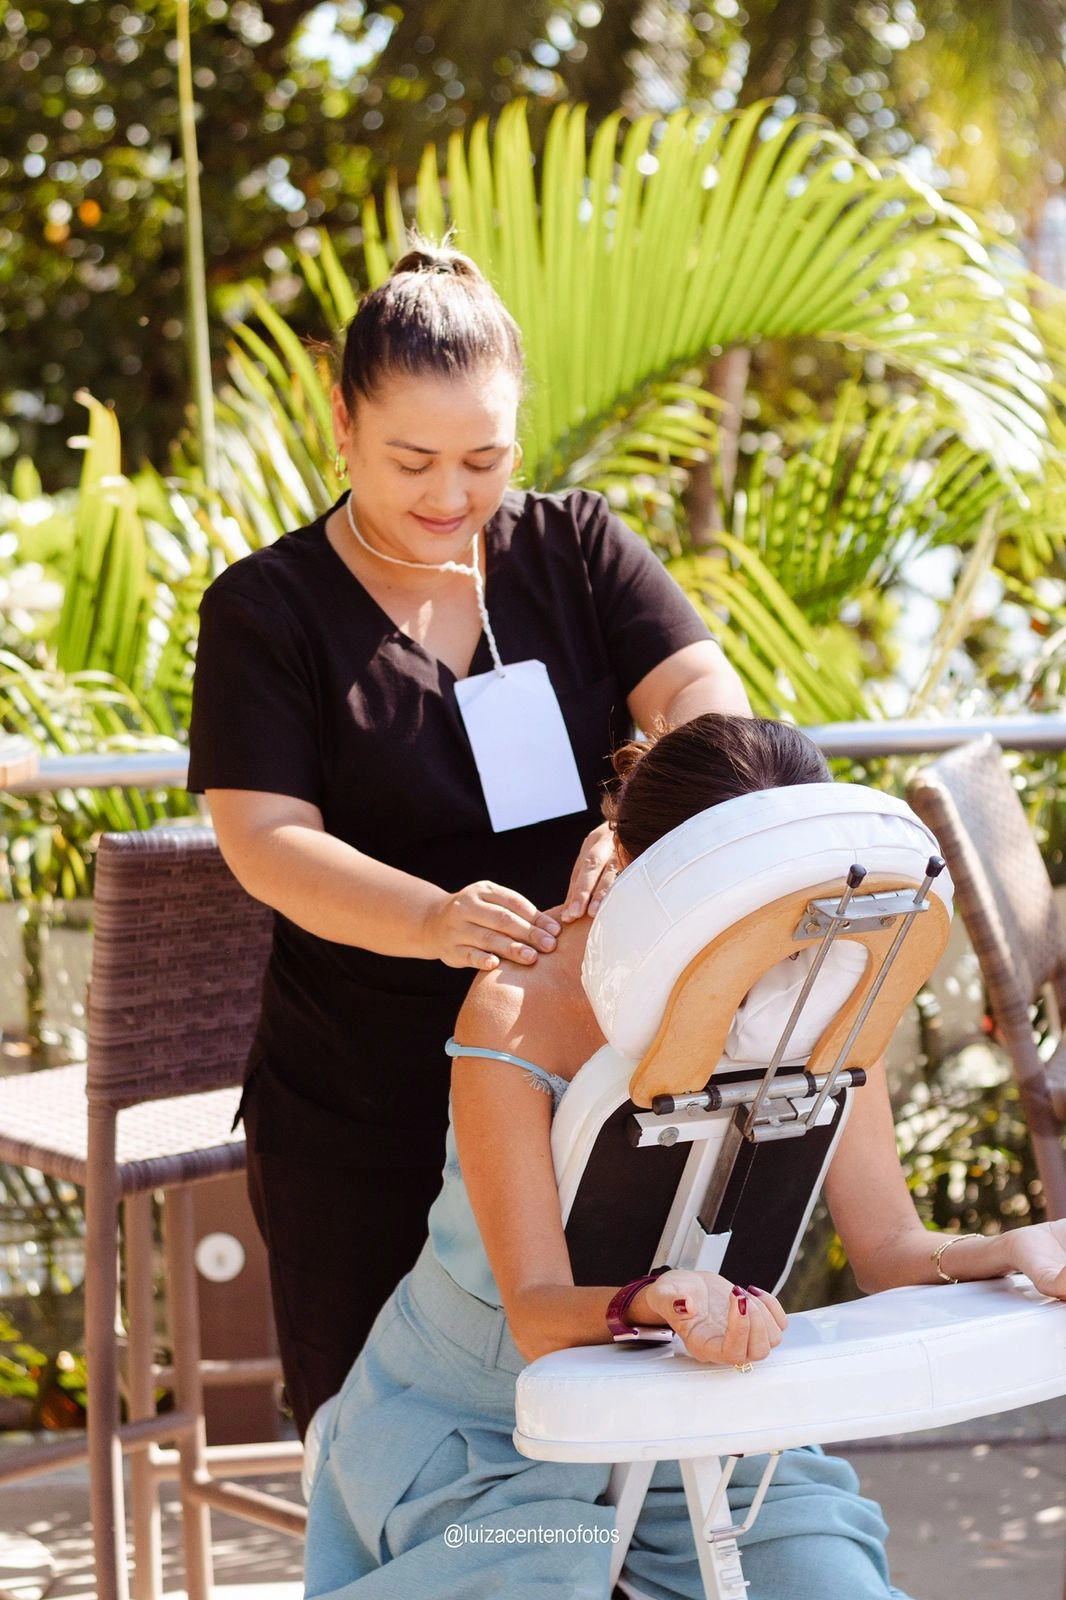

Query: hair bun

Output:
[609, 738, 651, 783]
[391, 241, 482, 282]
[339, 232, 523, 404]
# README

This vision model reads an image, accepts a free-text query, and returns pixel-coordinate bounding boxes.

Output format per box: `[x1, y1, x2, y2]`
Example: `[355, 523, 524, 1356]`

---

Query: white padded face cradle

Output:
[582, 782, 952, 1064]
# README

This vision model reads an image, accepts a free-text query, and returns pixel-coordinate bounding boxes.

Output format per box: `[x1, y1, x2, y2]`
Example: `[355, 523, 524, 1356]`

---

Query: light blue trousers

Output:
[305, 1246, 913, 1600]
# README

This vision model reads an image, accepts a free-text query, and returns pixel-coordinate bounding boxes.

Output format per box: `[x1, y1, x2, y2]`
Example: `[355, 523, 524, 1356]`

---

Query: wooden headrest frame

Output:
[629, 873, 951, 1109]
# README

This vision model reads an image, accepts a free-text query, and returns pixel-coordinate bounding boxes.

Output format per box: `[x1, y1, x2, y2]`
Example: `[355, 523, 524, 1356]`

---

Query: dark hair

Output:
[339, 240, 524, 411]
[604, 714, 830, 862]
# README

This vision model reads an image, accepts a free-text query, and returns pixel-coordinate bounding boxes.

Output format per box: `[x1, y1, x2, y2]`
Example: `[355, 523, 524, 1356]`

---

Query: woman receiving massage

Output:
[305, 713, 1066, 1600]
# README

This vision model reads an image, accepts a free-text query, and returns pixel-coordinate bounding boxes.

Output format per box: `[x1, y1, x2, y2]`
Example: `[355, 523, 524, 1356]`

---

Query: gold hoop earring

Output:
[333, 451, 347, 479]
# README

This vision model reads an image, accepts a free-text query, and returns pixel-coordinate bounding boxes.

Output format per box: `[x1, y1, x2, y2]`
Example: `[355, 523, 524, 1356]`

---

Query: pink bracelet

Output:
[605, 1265, 674, 1342]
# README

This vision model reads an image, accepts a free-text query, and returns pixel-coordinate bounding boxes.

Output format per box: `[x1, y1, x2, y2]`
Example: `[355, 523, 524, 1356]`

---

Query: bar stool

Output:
[0, 827, 305, 1600]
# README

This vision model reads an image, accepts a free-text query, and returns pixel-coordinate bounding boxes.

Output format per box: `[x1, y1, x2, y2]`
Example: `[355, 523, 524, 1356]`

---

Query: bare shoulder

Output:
[454, 921, 603, 1079]
[455, 963, 530, 1049]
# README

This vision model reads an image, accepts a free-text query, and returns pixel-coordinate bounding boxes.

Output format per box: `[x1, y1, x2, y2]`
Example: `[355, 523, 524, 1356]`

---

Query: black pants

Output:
[243, 1087, 444, 1438]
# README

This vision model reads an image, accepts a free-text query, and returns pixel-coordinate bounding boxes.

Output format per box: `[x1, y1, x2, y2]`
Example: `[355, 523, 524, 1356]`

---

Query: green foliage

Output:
[0, 0, 644, 483]
[897, 1051, 1044, 1232]
[0, 650, 189, 886]
[56, 395, 153, 686]
[727, 390, 1004, 622]
[0, 397, 205, 986]
[0, 1167, 88, 1425]
[621, 2, 1066, 222]
[0, 1308, 43, 1402]
[390, 102, 1051, 488]
[669, 542, 869, 723]
[225, 100, 1060, 715]
[0, 1309, 88, 1420]
[6, 2, 1066, 481]
[9, 99, 1066, 775]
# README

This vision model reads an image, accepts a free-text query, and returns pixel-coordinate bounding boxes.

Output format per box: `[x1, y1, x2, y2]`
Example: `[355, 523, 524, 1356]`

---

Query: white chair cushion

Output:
[551, 1045, 636, 1213]
[583, 783, 951, 1062]
[514, 1277, 1066, 1463]
[723, 940, 869, 1066]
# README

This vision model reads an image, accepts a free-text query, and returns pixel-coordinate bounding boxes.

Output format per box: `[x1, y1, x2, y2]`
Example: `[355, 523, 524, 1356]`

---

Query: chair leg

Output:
[125, 1192, 163, 1600]
[163, 1186, 213, 1600]
[679, 1456, 749, 1600]
[86, 1106, 131, 1600]
[606, 1461, 655, 1588]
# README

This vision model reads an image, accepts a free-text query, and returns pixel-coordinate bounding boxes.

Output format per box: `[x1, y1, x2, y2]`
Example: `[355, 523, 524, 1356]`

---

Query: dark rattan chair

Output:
[907, 736, 1066, 1219]
[0, 827, 305, 1600]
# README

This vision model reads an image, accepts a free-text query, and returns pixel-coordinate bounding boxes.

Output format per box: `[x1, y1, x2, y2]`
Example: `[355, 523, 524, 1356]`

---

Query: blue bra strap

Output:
[445, 1036, 558, 1091]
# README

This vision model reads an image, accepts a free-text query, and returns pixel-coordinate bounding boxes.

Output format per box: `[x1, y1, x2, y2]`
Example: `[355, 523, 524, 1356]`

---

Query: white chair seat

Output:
[514, 1277, 1066, 1463]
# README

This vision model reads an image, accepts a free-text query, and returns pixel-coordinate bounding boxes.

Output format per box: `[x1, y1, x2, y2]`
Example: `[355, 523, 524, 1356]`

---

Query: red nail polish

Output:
[746, 1286, 762, 1297]
[731, 1284, 743, 1298]
[673, 1297, 690, 1316]
[738, 1296, 748, 1316]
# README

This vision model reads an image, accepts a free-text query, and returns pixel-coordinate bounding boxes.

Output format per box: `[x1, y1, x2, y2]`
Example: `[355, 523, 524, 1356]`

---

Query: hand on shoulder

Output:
[422, 879, 559, 971]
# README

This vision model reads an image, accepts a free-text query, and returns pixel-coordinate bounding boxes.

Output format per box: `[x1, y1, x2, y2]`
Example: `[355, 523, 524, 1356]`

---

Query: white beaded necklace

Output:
[345, 492, 504, 675]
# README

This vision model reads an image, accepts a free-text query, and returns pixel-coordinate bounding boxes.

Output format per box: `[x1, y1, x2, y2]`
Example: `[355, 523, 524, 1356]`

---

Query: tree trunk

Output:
[684, 346, 751, 548]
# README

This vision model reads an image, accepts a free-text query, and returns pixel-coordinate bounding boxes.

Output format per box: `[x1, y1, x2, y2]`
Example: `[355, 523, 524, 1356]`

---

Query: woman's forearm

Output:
[209, 790, 555, 968]
[850, 1223, 1016, 1295]
[507, 1284, 648, 1363]
[215, 809, 447, 957]
[627, 640, 752, 732]
[824, 1062, 1020, 1295]
[505, 1271, 786, 1368]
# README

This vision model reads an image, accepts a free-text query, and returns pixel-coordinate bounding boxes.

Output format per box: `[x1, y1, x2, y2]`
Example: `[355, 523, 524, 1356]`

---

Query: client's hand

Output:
[1005, 1220, 1066, 1299]
[641, 1270, 787, 1366]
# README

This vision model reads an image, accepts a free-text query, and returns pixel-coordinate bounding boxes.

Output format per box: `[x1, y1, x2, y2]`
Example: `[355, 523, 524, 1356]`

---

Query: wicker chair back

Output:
[908, 736, 1066, 1217]
[87, 827, 273, 1107]
[908, 737, 1065, 1027]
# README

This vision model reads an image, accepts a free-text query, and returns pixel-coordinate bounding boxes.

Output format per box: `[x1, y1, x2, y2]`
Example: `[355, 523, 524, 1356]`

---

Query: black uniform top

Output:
[188, 487, 711, 1168]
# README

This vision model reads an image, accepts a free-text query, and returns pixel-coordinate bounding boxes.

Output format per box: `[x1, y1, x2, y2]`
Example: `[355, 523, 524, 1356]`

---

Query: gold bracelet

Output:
[931, 1234, 970, 1284]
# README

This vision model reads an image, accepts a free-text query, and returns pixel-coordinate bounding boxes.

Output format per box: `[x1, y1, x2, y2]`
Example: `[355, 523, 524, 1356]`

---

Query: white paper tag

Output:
[454, 659, 587, 833]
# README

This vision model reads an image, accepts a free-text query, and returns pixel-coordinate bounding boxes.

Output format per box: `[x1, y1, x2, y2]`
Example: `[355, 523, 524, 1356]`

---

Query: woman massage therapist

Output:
[186, 242, 750, 1436]
[305, 714, 1066, 1600]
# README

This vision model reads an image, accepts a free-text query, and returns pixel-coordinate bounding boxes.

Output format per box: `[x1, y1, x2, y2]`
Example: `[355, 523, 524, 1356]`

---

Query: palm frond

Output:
[55, 396, 153, 693]
[561, 383, 723, 552]
[180, 103, 1063, 723]
[727, 391, 1007, 623]
[906, 510, 1002, 716]
[390, 103, 1051, 485]
[667, 542, 869, 723]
